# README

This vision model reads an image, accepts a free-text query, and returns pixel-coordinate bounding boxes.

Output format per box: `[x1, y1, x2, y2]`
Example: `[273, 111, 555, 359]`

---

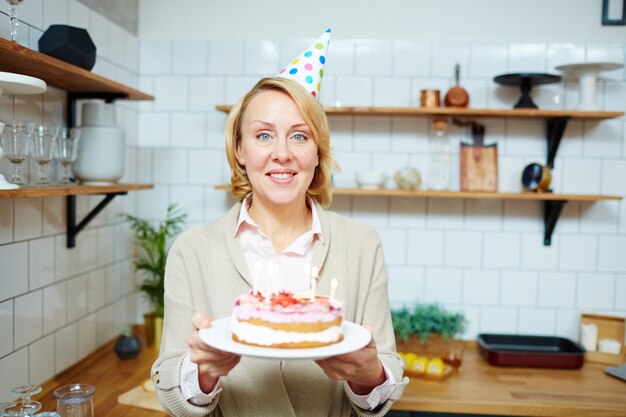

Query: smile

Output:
[269, 172, 295, 179]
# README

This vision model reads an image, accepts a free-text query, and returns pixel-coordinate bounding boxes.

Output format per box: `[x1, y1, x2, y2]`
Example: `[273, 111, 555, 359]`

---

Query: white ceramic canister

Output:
[73, 102, 125, 185]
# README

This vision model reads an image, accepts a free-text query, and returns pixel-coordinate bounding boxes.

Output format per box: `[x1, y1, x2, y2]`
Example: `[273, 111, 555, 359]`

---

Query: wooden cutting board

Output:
[460, 143, 498, 192]
[117, 380, 165, 412]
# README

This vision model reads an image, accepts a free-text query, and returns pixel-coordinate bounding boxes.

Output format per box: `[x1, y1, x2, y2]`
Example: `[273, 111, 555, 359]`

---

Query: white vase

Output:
[73, 103, 125, 185]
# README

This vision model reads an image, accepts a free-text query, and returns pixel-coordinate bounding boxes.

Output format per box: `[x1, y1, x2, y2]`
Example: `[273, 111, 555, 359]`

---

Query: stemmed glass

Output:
[3, 385, 59, 417]
[1, 121, 33, 186]
[56, 127, 80, 185]
[30, 125, 58, 186]
[4, 385, 42, 416]
[6, 0, 24, 42]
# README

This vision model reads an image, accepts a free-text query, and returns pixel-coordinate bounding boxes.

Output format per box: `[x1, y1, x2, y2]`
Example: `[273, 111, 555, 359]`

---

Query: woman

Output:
[151, 77, 407, 417]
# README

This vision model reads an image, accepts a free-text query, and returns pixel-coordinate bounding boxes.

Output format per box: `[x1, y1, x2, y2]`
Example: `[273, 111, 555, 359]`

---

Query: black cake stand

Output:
[493, 73, 561, 109]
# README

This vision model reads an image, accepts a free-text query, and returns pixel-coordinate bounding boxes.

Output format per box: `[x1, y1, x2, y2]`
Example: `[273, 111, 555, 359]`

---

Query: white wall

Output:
[139, 0, 626, 42]
[135, 0, 626, 347]
[0, 0, 143, 401]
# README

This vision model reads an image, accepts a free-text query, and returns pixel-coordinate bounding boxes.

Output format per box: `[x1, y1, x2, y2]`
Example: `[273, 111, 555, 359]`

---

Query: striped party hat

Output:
[278, 28, 331, 98]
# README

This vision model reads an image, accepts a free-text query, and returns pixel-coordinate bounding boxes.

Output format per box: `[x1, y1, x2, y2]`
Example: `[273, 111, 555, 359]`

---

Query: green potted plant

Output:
[123, 204, 186, 347]
[391, 303, 467, 354]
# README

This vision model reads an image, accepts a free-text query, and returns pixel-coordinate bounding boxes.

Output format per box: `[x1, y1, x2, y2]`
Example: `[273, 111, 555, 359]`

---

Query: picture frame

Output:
[602, 0, 626, 25]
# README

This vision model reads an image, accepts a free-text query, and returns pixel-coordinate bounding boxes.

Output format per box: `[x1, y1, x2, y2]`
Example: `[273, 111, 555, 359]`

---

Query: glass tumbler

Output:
[52, 384, 95, 417]
[1, 121, 33, 186]
[30, 125, 58, 186]
[56, 128, 80, 185]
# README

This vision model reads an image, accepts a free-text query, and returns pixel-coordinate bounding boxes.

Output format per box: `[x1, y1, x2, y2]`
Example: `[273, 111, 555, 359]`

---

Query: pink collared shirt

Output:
[181, 196, 396, 410]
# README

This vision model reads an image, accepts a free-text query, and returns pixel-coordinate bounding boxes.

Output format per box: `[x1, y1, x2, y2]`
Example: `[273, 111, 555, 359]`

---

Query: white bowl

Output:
[356, 171, 386, 189]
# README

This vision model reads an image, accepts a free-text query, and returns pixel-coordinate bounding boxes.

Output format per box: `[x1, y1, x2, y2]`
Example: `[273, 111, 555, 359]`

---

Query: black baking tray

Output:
[477, 333, 585, 369]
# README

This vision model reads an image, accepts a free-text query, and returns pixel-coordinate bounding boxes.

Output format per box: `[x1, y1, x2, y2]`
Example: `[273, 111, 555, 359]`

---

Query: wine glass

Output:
[56, 127, 80, 185]
[1, 121, 33, 186]
[30, 125, 58, 186]
[6, 0, 24, 42]
[4, 385, 59, 417]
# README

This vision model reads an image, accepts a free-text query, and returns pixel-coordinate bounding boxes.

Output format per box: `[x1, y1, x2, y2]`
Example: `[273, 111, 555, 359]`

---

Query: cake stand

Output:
[0, 71, 47, 189]
[554, 62, 624, 111]
[493, 73, 561, 109]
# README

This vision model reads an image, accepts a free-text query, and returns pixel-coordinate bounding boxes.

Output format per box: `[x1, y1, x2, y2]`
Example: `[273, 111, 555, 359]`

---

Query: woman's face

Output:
[236, 90, 319, 209]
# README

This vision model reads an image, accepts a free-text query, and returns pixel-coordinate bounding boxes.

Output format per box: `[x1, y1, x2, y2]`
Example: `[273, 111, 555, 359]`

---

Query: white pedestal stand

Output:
[0, 71, 47, 189]
[555, 62, 624, 111]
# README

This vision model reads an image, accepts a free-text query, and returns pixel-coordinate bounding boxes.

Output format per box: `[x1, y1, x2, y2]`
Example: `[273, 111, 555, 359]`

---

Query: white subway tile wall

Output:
[0, 3, 142, 400]
[1, 2, 625, 400]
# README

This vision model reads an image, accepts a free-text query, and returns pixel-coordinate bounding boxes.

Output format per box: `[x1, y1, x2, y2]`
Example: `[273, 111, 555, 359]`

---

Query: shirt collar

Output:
[234, 194, 324, 243]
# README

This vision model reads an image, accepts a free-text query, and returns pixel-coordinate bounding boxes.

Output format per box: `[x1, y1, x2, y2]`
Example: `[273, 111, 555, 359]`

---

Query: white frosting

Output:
[232, 318, 343, 346]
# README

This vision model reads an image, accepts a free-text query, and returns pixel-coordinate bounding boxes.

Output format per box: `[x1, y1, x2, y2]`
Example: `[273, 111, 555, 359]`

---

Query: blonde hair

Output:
[225, 77, 339, 207]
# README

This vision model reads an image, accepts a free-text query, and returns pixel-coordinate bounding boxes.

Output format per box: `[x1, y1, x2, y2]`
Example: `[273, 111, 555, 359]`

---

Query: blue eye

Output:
[292, 133, 308, 142]
[257, 133, 271, 141]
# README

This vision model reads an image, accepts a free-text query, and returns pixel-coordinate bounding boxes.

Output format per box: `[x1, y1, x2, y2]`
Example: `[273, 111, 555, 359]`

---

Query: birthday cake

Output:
[231, 290, 344, 348]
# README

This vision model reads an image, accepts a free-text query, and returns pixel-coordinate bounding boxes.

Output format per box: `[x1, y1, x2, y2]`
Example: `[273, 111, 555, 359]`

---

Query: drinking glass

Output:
[1, 121, 33, 186]
[6, 0, 24, 42]
[52, 384, 95, 417]
[56, 127, 80, 185]
[30, 125, 58, 186]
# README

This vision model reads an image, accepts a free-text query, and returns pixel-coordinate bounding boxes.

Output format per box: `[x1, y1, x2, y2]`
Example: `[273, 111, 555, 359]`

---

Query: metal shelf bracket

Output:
[546, 117, 571, 169]
[66, 192, 127, 248]
[543, 199, 568, 246]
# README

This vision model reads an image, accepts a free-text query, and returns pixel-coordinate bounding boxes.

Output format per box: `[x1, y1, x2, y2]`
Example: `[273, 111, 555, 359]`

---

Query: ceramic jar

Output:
[73, 102, 125, 185]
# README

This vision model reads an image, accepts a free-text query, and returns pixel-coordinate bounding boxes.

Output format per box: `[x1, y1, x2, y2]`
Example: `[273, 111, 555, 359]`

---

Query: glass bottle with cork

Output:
[427, 118, 451, 190]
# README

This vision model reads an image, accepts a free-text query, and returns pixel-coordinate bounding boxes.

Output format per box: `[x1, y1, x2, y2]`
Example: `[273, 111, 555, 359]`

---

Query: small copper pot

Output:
[420, 89, 441, 108]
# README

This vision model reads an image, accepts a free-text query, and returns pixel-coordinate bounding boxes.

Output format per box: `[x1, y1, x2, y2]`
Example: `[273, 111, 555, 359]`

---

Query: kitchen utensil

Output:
[521, 163, 552, 192]
[419, 89, 441, 108]
[444, 64, 469, 107]
[555, 62, 624, 110]
[458, 121, 497, 192]
[605, 364, 626, 383]
[477, 333, 585, 369]
[493, 73, 561, 109]
[53, 384, 95, 417]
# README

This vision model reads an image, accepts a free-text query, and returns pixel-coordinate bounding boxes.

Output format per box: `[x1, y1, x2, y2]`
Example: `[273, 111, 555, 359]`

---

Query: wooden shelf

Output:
[214, 185, 621, 202]
[0, 183, 153, 199]
[0, 38, 153, 100]
[215, 105, 623, 120]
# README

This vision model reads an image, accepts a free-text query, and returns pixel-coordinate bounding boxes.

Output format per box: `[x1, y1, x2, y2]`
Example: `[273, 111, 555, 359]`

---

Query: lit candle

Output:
[310, 266, 318, 300]
[253, 260, 262, 295]
[330, 278, 337, 302]
[274, 262, 281, 295]
[265, 260, 275, 303]
[304, 263, 311, 292]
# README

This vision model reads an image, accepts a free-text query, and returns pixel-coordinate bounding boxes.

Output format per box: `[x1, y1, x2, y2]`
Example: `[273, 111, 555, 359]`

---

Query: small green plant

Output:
[391, 303, 466, 344]
[123, 204, 186, 317]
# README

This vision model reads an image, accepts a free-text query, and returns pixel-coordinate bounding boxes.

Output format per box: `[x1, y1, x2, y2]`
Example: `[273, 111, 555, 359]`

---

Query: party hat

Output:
[277, 28, 331, 98]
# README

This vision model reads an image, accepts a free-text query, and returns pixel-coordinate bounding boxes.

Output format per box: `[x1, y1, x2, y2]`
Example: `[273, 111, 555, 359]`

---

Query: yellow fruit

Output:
[427, 357, 445, 375]
[411, 356, 429, 374]
[403, 352, 418, 370]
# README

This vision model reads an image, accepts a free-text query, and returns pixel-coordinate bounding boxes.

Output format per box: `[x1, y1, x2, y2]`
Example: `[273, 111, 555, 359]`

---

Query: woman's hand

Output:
[188, 313, 241, 393]
[315, 331, 386, 395]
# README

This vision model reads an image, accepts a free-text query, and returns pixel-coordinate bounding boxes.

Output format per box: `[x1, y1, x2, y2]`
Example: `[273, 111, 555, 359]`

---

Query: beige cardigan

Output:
[151, 202, 408, 417]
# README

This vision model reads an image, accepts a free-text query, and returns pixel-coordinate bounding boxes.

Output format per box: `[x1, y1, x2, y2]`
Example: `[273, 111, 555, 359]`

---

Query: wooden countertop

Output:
[392, 348, 626, 416]
[34, 333, 626, 417]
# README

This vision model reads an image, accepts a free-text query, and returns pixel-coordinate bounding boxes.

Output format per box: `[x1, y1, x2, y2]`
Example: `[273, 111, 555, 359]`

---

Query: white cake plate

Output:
[555, 62, 624, 111]
[0, 71, 47, 189]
